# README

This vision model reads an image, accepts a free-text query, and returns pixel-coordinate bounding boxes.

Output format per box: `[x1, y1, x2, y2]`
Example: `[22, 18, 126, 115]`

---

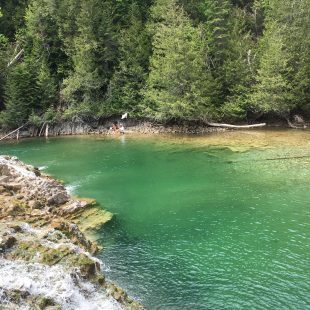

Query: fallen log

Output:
[206, 122, 266, 129]
[0, 123, 28, 141]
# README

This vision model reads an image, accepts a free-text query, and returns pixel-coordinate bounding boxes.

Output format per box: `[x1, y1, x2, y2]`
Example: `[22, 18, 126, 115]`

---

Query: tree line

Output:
[0, 0, 310, 128]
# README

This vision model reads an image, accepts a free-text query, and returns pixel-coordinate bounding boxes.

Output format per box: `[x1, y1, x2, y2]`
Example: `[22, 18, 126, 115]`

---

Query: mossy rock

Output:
[66, 253, 99, 278]
[7, 200, 28, 216]
[9, 241, 72, 265]
[30, 295, 57, 309]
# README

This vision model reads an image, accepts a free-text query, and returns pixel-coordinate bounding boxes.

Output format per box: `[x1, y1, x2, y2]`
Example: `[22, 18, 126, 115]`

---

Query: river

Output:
[1, 130, 309, 309]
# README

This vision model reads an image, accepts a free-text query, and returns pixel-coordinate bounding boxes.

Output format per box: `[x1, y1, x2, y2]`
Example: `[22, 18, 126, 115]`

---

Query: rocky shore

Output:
[0, 155, 143, 310]
[1, 115, 308, 141]
[1, 119, 227, 140]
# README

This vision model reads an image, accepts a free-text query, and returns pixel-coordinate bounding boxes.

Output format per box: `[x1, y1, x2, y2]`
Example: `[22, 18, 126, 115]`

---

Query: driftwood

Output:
[206, 122, 266, 129]
[285, 118, 306, 129]
[0, 123, 28, 141]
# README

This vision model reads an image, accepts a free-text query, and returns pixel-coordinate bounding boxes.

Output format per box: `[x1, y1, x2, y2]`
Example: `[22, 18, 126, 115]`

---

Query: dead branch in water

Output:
[0, 123, 29, 141]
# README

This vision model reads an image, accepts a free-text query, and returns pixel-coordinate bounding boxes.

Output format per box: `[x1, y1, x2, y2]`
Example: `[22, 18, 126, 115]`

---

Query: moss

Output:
[40, 246, 72, 265]
[30, 296, 57, 308]
[7, 200, 28, 216]
[66, 253, 98, 278]
[9, 241, 72, 265]
[72, 208, 113, 233]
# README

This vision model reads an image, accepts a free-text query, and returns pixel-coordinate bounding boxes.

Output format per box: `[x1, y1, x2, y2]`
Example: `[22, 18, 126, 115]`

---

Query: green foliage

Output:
[106, 3, 151, 116]
[1, 61, 39, 127]
[0, 33, 10, 110]
[0, 0, 28, 39]
[1, 0, 310, 126]
[61, 0, 118, 109]
[249, 0, 310, 117]
[143, 0, 218, 121]
[249, 21, 292, 115]
[28, 111, 42, 126]
[62, 103, 95, 120]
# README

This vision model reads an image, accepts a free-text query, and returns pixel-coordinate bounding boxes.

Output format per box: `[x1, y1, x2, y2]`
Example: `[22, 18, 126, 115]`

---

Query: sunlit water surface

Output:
[1, 130, 310, 309]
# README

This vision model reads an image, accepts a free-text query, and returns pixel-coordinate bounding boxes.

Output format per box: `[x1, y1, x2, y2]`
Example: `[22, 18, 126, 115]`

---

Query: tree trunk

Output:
[45, 123, 49, 138]
[205, 122, 266, 129]
[0, 123, 28, 141]
[39, 122, 46, 137]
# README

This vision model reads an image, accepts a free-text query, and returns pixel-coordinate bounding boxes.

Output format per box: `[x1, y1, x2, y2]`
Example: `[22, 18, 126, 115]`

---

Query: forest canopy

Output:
[0, 0, 310, 128]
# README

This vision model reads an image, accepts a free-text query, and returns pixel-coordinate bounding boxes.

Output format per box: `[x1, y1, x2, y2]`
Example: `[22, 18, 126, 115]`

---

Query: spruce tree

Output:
[201, 0, 256, 119]
[143, 0, 217, 121]
[250, 20, 292, 116]
[106, 3, 151, 116]
[61, 0, 118, 115]
[2, 61, 39, 127]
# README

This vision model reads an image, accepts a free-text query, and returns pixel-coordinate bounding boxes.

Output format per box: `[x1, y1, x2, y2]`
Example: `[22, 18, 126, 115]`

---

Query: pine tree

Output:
[61, 0, 118, 115]
[249, 20, 292, 116]
[143, 0, 217, 121]
[106, 3, 151, 116]
[200, 0, 256, 119]
[282, 0, 310, 113]
[0, 0, 28, 39]
[22, 0, 64, 109]
[2, 61, 39, 127]
[249, 0, 310, 117]
[0, 11, 10, 112]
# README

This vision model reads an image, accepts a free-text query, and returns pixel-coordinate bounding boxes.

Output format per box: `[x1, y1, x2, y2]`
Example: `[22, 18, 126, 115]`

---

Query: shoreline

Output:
[0, 155, 143, 309]
[1, 116, 308, 141]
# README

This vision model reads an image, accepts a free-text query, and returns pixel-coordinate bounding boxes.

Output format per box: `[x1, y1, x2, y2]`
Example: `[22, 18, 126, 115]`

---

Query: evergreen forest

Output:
[1, 0, 310, 128]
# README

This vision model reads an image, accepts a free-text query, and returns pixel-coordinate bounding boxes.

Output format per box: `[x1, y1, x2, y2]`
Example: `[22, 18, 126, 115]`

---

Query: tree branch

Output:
[7, 49, 24, 68]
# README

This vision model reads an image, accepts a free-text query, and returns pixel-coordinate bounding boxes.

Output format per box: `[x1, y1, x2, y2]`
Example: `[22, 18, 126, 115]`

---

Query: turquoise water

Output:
[1, 131, 310, 309]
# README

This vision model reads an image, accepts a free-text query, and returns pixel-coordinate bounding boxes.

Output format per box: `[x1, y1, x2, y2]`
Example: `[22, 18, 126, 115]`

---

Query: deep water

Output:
[1, 131, 310, 309]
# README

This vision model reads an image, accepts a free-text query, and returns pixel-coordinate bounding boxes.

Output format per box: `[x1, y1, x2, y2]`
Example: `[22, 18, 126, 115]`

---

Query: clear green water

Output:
[1, 131, 310, 309]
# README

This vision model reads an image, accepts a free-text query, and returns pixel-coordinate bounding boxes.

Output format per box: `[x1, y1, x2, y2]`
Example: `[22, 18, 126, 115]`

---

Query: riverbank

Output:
[1, 114, 309, 141]
[0, 155, 143, 310]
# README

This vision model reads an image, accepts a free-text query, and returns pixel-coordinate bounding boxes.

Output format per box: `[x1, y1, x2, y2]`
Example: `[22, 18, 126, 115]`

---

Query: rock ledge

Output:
[0, 155, 143, 310]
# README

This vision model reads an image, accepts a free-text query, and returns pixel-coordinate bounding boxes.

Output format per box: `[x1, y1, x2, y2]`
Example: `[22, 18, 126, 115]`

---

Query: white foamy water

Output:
[0, 259, 122, 310]
[65, 183, 80, 194]
[38, 165, 48, 170]
[0, 156, 36, 178]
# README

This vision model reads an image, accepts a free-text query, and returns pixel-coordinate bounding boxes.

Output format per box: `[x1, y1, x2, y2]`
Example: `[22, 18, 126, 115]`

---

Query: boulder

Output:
[47, 192, 69, 206]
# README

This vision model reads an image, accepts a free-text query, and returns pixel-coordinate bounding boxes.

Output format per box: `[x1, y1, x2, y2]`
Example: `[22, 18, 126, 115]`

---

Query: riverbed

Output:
[1, 130, 309, 309]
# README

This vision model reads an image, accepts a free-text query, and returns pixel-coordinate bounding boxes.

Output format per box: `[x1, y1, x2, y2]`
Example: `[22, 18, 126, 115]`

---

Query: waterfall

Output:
[0, 259, 122, 310]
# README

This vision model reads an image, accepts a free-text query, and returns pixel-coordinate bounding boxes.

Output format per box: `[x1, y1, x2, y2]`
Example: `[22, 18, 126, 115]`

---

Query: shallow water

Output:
[1, 130, 310, 309]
